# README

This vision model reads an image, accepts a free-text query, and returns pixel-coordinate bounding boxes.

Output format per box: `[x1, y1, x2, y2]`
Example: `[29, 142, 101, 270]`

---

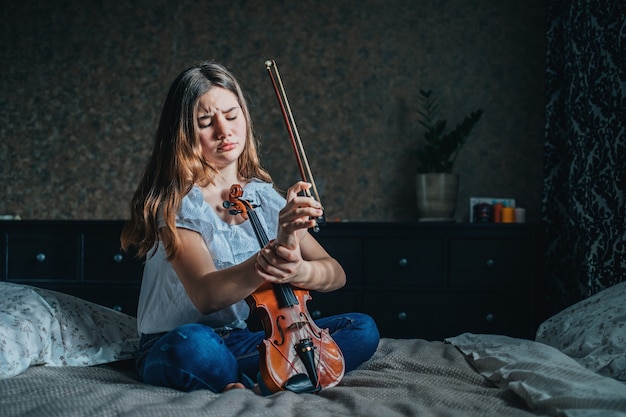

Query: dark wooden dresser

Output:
[307, 222, 543, 340]
[1, 221, 543, 340]
[0, 220, 143, 315]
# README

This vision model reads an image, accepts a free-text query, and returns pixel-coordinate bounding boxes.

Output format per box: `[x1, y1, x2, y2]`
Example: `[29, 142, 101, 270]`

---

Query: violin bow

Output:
[265, 59, 325, 228]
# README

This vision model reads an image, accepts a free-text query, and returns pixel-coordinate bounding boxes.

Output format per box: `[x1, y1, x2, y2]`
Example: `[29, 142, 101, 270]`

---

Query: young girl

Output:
[120, 60, 379, 394]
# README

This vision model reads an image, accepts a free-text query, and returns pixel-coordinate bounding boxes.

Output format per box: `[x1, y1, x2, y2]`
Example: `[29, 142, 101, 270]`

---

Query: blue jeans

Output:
[136, 312, 379, 393]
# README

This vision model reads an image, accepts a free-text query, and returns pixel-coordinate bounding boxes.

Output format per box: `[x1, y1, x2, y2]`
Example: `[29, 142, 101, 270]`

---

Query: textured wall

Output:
[0, 0, 545, 222]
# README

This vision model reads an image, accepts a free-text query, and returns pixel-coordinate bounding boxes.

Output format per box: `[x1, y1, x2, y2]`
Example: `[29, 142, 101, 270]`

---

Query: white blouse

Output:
[137, 180, 285, 335]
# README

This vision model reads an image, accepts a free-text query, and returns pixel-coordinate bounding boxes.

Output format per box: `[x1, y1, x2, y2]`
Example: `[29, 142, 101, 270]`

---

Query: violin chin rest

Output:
[284, 373, 320, 394]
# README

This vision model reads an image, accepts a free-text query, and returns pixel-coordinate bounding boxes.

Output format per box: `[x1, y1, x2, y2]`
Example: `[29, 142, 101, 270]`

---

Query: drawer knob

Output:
[113, 254, 124, 263]
[398, 258, 408, 267]
[35, 253, 46, 262]
[397, 311, 407, 320]
[485, 259, 495, 267]
[485, 313, 495, 322]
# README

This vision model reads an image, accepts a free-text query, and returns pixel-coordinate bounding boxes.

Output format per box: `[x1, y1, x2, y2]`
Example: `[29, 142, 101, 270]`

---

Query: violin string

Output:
[249, 208, 269, 246]
[249, 208, 300, 309]
[247, 200, 304, 345]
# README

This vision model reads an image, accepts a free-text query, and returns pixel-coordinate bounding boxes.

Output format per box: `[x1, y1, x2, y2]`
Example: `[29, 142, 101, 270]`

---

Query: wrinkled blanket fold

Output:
[1, 338, 534, 417]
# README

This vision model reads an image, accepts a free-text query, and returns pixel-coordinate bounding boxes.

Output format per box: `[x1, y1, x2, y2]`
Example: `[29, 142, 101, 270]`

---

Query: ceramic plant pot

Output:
[416, 173, 459, 221]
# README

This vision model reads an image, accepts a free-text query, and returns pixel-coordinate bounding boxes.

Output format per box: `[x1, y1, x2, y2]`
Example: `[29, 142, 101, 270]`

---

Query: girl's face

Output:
[196, 87, 247, 170]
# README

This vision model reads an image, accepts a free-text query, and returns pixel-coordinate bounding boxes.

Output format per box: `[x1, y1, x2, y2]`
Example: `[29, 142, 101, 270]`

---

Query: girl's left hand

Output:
[255, 238, 309, 285]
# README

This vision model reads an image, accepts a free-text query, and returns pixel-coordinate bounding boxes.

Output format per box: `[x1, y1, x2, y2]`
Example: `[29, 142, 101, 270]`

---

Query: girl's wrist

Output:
[267, 239, 279, 252]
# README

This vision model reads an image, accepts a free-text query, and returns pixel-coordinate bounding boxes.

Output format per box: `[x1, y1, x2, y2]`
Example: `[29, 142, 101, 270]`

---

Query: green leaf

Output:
[415, 91, 483, 173]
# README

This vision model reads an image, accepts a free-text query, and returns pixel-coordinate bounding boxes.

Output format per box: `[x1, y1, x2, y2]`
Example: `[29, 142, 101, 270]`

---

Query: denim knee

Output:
[140, 323, 240, 392]
[345, 312, 380, 370]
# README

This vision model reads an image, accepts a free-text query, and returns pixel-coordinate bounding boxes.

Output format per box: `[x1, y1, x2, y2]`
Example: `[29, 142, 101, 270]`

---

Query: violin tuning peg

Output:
[223, 201, 232, 208]
[228, 209, 240, 215]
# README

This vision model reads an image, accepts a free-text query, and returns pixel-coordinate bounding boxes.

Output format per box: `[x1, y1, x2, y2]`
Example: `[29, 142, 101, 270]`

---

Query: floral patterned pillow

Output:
[0, 282, 138, 378]
[535, 281, 626, 382]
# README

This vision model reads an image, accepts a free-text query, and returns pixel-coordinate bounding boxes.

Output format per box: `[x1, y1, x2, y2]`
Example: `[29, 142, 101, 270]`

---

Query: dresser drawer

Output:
[449, 238, 530, 289]
[83, 231, 143, 282]
[38, 283, 140, 316]
[315, 236, 362, 286]
[362, 290, 531, 340]
[445, 292, 531, 338]
[7, 230, 81, 281]
[79, 284, 140, 315]
[307, 288, 359, 319]
[362, 238, 445, 288]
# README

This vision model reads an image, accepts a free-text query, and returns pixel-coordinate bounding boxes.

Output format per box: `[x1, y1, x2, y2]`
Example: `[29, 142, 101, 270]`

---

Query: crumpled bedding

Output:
[447, 333, 626, 417]
[0, 337, 535, 417]
[4, 335, 625, 417]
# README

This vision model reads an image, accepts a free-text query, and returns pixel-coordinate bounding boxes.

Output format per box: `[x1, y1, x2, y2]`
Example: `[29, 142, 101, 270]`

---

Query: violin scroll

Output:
[222, 184, 259, 220]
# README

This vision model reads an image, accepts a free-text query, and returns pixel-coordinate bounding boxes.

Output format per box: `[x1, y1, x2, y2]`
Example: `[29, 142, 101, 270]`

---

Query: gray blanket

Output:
[0, 338, 535, 417]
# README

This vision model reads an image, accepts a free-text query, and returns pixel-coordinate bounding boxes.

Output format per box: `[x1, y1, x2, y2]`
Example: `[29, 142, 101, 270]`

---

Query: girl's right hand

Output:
[275, 181, 323, 249]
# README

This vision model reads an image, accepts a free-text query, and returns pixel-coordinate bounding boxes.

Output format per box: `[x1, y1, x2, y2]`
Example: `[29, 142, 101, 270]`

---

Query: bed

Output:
[1, 280, 625, 417]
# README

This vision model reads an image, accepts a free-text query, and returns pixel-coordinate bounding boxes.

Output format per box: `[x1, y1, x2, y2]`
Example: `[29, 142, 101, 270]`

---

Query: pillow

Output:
[535, 280, 626, 382]
[1, 282, 139, 378]
[447, 333, 626, 415]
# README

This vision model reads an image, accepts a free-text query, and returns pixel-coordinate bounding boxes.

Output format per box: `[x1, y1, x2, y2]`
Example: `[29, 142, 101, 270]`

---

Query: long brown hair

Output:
[121, 60, 271, 260]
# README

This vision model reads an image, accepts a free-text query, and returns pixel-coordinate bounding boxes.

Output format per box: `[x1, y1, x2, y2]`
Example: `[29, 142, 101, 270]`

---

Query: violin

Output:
[220, 60, 345, 394]
[224, 184, 345, 394]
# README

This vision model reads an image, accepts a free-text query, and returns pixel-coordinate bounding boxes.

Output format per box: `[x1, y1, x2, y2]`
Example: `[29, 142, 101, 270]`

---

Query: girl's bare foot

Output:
[223, 382, 261, 395]
[223, 382, 246, 391]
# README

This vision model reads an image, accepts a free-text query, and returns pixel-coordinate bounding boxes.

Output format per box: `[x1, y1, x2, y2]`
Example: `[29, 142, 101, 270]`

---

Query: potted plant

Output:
[415, 89, 483, 221]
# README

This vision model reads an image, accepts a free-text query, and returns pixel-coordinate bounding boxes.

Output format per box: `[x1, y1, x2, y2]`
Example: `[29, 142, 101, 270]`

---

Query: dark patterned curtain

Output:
[543, 0, 626, 314]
